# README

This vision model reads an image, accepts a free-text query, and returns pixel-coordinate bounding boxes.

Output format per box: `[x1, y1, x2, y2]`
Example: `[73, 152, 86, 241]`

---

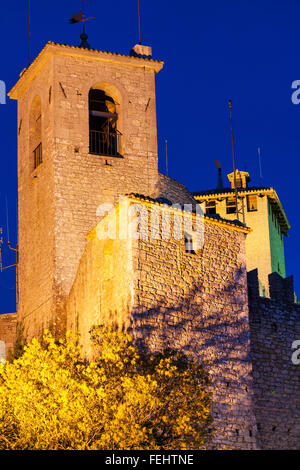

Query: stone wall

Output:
[154, 174, 198, 205]
[51, 46, 162, 304]
[66, 201, 135, 358]
[66, 196, 259, 449]
[248, 269, 300, 449]
[131, 199, 259, 450]
[0, 313, 17, 360]
[14, 56, 58, 340]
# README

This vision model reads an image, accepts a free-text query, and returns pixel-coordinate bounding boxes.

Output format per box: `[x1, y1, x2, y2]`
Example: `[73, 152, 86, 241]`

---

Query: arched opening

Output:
[89, 89, 121, 156]
[29, 96, 42, 169]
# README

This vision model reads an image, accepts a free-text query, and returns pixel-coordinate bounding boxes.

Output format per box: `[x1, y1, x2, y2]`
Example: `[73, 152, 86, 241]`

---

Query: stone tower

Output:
[8, 41, 164, 339]
[193, 168, 290, 297]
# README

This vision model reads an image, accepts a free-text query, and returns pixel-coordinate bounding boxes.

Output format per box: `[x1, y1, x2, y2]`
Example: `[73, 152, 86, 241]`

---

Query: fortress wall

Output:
[66, 203, 135, 358]
[131, 202, 259, 450]
[64, 197, 258, 449]
[248, 270, 300, 449]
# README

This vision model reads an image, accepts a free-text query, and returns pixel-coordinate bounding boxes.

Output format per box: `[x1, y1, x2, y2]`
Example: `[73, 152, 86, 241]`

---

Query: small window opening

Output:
[205, 200, 216, 215]
[185, 233, 195, 254]
[29, 96, 42, 170]
[89, 89, 121, 156]
[235, 177, 242, 188]
[33, 143, 42, 169]
[226, 198, 237, 214]
[247, 195, 258, 212]
[271, 323, 277, 332]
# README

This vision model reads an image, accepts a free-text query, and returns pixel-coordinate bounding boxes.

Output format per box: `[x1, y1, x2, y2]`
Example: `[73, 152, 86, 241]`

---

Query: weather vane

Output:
[69, 0, 96, 49]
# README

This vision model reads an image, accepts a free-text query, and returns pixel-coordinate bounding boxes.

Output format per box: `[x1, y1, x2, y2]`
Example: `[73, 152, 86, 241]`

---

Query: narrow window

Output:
[205, 200, 216, 215]
[247, 195, 257, 212]
[185, 233, 195, 254]
[226, 198, 236, 214]
[235, 177, 242, 188]
[89, 89, 121, 156]
[33, 142, 42, 169]
[29, 96, 42, 170]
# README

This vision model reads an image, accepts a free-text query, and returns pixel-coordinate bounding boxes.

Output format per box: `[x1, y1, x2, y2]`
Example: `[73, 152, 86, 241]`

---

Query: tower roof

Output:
[192, 186, 290, 236]
[8, 41, 164, 100]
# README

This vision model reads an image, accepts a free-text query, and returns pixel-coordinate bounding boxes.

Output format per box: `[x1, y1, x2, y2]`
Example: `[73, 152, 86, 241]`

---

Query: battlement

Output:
[248, 269, 298, 305]
[247, 269, 300, 449]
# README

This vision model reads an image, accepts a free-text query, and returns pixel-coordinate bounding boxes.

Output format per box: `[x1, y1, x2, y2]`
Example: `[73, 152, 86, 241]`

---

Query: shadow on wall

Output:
[100, 268, 258, 450]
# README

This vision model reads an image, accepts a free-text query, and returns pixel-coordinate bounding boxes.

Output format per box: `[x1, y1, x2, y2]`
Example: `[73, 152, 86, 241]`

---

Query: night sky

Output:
[1, 0, 300, 314]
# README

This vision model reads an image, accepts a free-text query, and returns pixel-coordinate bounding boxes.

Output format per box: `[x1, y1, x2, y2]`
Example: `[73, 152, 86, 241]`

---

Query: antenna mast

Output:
[258, 147, 263, 186]
[0, 199, 19, 306]
[0, 228, 3, 271]
[228, 100, 245, 224]
[165, 138, 169, 177]
[138, 0, 142, 45]
[28, 0, 31, 66]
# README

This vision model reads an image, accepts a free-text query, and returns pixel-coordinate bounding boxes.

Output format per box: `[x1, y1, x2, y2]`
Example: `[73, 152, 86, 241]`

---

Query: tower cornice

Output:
[8, 41, 164, 100]
[193, 187, 290, 235]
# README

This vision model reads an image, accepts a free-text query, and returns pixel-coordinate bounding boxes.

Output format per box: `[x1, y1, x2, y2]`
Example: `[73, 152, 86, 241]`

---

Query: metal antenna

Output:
[258, 147, 263, 186]
[165, 138, 169, 177]
[138, 0, 142, 45]
[0, 228, 3, 272]
[1, 198, 19, 305]
[5, 196, 10, 247]
[28, 0, 31, 66]
[228, 100, 245, 224]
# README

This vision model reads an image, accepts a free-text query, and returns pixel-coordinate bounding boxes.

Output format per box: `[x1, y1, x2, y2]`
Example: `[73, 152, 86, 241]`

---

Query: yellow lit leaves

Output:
[0, 327, 212, 450]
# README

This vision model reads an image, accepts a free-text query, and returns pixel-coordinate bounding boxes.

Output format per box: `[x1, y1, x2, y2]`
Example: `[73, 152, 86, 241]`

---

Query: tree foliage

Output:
[0, 327, 213, 450]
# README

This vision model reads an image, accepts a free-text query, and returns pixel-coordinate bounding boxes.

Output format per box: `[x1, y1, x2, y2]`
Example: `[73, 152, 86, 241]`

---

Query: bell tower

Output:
[8, 41, 164, 339]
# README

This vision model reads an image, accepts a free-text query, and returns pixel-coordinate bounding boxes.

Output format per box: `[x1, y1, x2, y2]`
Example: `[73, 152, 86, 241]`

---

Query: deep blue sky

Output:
[0, 0, 300, 313]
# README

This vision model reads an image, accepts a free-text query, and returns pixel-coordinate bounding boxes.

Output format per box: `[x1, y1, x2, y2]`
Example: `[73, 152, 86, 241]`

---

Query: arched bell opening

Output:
[89, 89, 121, 157]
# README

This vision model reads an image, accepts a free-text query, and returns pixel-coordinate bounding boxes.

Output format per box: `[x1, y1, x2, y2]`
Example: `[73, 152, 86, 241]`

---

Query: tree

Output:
[0, 327, 213, 450]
